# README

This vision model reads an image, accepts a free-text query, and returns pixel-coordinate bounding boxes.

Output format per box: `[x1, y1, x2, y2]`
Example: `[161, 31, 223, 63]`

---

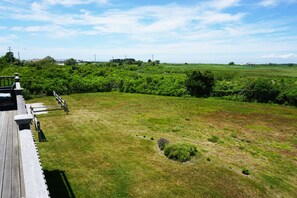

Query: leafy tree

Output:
[228, 62, 235, 65]
[0, 52, 17, 65]
[42, 56, 56, 64]
[185, 70, 215, 97]
[64, 58, 77, 66]
[243, 78, 280, 103]
[3, 52, 16, 63]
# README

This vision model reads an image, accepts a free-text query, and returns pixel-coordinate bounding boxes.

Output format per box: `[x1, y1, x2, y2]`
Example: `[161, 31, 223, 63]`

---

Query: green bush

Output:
[164, 143, 197, 162]
[208, 135, 219, 143]
[277, 87, 297, 106]
[242, 168, 250, 175]
[185, 70, 215, 97]
[243, 78, 280, 103]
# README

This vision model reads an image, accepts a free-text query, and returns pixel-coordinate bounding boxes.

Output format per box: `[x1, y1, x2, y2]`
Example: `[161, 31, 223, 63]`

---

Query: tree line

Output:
[0, 52, 296, 106]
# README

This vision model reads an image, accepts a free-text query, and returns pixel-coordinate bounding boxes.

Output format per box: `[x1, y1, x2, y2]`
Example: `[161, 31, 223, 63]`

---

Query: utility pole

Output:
[152, 54, 154, 62]
[8, 46, 13, 63]
[94, 54, 97, 62]
[18, 52, 20, 60]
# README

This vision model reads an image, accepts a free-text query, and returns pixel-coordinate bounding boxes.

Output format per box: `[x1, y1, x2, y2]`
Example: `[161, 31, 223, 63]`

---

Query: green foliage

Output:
[41, 56, 56, 64]
[277, 87, 297, 106]
[164, 143, 197, 162]
[242, 168, 250, 175]
[243, 78, 280, 103]
[185, 70, 215, 97]
[1, 53, 297, 107]
[64, 58, 77, 66]
[0, 52, 21, 66]
[228, 62, 235, 65]
[157, 138, 169, 150]
[213, 80, 244, 97]
[208, 135, 220, 143]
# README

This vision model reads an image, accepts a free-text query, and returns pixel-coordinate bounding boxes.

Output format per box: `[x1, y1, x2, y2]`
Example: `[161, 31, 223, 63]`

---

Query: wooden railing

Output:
[12, 73, 50, 198]
[0, 75, 17, 110]
[53, 91, 69, 114]
[0, 76, 15, 87]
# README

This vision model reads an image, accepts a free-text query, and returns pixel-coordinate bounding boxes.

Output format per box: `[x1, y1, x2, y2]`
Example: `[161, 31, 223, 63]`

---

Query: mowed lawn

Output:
[29, 92, 297, 197]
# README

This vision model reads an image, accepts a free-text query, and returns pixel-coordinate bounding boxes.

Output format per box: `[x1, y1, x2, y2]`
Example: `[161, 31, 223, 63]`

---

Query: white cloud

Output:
[258, 0, 279, 7]
[261, 54, 297, 59]
[11, 25, 78, 38]
[0, 35, 17, 44]
[210, 0, 241, 9]
[199, 12, 245, 24]
[44, 0, 108, 6]
[9, 2, 245, 39]
[258, 0, 297, 7]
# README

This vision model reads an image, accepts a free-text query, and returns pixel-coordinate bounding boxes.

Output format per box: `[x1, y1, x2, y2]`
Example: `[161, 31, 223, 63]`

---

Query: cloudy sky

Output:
[1, 0, 297, 63]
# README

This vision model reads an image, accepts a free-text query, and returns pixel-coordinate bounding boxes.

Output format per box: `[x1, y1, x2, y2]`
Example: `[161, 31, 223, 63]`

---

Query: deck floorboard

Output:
[0, 110, 22, 197]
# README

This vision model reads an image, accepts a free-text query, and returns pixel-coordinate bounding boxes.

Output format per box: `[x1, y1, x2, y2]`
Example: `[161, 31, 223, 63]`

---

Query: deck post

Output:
[14, 114, 33, 130]
[14, 73, 23, 95]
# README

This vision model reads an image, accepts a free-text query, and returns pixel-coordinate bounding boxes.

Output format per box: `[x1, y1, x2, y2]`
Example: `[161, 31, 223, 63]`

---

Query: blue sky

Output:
[1, 0, 297, 63]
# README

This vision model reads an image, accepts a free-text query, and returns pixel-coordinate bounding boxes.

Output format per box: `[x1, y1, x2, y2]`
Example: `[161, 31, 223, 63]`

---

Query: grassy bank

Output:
[30, 92, 297, 197]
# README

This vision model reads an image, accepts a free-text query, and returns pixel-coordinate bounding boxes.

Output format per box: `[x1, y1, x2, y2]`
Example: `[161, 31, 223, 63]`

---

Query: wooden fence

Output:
[53, 91, 69, 114]
[29, 106, 47, 142]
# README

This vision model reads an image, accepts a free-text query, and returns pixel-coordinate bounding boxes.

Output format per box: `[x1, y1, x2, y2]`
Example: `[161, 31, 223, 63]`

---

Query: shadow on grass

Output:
[44, 170, 76, 198]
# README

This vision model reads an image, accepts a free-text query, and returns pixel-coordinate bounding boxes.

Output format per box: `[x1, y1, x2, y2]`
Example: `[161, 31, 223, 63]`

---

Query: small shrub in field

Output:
[208, 135, 219, 143]
[164, 143, 197, 162]
[157, 138, 169, 150]
[242, 168, 250, 175]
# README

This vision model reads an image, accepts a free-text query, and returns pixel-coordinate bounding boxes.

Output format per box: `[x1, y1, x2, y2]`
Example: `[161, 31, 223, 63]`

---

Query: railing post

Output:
[14, 114, 33, 130]
[14, 73, 23, 95]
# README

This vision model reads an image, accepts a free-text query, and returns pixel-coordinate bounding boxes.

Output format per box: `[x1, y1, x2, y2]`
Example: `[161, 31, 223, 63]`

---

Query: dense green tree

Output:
[64, 58, 77, 66]
[243, 78, 280, 103]
[42, 56, 56, 64]
[185, 70, 215, 97]
[0, 52, 17, 65]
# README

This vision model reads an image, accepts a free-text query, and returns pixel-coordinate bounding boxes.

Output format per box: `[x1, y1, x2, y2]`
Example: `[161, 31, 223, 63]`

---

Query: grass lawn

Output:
[29, 92, 297, 197]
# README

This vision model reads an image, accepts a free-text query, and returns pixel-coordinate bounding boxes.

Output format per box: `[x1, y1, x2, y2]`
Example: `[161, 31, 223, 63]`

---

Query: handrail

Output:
[13, 73, 50, 198]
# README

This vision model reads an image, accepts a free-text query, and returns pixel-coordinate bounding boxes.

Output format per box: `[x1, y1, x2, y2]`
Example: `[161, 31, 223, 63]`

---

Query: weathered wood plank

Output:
[11, 110, 21, 198]
[19, 129, 50, 198]
[0, 111, 3, 136]
[2, 111, 13, 198]
[17, 95, 27, 114]
[0, 111, 8, 196]
[0, 111, 22, 197]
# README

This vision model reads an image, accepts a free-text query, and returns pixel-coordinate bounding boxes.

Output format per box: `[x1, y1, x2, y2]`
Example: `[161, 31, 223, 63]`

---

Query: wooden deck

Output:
[0, 110, 24, 197]
[0, 74, 49, 198]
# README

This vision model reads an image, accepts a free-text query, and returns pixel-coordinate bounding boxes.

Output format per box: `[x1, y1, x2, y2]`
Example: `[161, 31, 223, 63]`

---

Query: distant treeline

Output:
[0, 53, 297, 106]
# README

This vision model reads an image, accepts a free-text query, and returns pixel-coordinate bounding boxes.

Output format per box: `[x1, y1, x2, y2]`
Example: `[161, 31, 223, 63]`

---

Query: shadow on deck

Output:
[44, 170, 76, 198]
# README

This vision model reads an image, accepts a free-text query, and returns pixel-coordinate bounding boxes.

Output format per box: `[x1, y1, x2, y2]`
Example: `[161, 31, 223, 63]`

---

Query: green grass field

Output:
[162, 63, 297, 78]
[30, 92, 297, 197]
